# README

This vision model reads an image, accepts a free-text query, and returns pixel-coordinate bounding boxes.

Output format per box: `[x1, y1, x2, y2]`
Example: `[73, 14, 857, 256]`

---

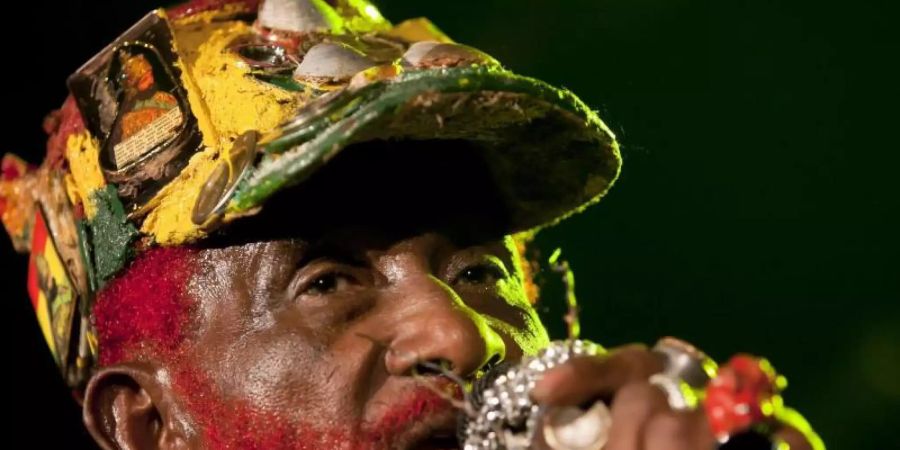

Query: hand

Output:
[529, 343, 819, 450]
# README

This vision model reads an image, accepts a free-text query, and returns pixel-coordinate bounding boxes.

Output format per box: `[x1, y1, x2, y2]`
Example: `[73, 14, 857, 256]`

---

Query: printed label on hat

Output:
[68, 11, 202, 211]
[113, 105, 184, 168]
[104, 46, 187, 171]
[26, 207, 78, 369]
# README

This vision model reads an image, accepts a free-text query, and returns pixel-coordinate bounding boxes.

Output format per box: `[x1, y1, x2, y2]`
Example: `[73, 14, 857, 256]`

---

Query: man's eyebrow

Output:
[294, 241, 369, 267]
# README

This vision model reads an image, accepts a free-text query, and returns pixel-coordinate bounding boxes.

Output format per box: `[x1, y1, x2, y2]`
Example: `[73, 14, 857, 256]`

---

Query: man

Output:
[1, 1, 821, 449]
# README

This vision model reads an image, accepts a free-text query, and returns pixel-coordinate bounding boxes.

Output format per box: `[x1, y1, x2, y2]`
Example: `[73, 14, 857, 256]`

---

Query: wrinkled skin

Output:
[80, 141, 814, 450]
[189, 229, 545, 448]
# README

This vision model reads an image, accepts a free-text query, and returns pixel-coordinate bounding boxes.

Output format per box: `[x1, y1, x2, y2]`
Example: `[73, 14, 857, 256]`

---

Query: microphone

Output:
[458, 339, 779, 450]
[458, 340, 609, 450]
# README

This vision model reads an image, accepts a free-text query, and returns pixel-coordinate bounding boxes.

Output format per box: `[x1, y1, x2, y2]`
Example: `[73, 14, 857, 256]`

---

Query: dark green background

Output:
[3, 1, 897, 448]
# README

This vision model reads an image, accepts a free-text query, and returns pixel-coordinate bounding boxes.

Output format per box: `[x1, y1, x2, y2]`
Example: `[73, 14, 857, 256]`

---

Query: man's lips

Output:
[366, 376, 463, 450]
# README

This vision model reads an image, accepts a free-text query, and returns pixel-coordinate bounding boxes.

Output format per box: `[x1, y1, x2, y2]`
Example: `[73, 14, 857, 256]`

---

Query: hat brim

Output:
[223, 66, 621, 234]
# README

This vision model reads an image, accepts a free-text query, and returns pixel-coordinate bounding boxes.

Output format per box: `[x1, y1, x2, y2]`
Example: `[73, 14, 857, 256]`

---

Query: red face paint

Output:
[171, 362, 459, 450]
[93, 246, 197, 366]
[362, 379, 461, 447]
[95, 245, 462, 449]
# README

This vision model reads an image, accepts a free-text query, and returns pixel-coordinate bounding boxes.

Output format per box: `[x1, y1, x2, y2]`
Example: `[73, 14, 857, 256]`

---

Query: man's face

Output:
[169, 225, 549, 449]
[84, 141, 551, 449]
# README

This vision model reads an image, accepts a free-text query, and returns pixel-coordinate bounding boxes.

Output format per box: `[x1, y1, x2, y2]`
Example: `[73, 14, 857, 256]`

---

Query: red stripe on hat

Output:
[26, 211, 49, 309]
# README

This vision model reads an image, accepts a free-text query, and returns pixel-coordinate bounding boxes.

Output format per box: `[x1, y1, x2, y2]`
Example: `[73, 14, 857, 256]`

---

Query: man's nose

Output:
[384, 274, 505, 379]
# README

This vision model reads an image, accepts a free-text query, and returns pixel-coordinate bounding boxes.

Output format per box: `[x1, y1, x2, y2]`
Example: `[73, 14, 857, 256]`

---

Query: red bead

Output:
[704, 354, 780, 440]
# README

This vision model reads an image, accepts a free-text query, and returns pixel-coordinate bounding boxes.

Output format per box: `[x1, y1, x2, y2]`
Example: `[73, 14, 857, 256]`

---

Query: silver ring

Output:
[650, 337, 718, 411]
[542, 401, 612, 450]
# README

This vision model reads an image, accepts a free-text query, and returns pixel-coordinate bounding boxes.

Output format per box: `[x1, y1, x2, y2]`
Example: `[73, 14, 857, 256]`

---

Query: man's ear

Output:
[83, 362, 192, 450]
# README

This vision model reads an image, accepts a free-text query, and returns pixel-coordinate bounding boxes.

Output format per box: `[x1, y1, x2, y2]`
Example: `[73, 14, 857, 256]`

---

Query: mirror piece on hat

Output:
[232, 43, 298, 74]
[192, 131, 260, 228]
[258, 0, 342, 33]
[294, 42, 376, 81]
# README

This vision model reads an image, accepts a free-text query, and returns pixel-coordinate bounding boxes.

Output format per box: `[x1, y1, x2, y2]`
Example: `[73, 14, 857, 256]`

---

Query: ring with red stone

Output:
[704, 354, 788, 448]
[652, 341, 787, 449]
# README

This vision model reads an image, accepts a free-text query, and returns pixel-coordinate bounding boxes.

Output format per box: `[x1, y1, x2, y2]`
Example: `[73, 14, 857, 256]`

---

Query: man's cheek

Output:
[514, 317, 551, 357]
[203, 332, 323, 411]
[197, 327, 370, 424]
[170, 361, 349, 450]
[487, 311, 550, 358]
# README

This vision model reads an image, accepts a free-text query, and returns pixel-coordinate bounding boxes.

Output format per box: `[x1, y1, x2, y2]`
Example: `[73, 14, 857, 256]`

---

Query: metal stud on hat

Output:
[402, 41, 499, 69]
[294, 42, 376, 82]
[258, 0, 341, 33]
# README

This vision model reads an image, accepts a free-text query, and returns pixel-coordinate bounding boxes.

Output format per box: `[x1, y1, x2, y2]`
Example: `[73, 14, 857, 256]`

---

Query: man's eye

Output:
[457, 263, 507, 285]
[301, 272, 354, 296]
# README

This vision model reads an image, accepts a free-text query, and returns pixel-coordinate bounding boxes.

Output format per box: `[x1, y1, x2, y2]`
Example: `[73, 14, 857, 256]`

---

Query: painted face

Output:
[171, 228, 547, 449]
[131, 141, 552, 449]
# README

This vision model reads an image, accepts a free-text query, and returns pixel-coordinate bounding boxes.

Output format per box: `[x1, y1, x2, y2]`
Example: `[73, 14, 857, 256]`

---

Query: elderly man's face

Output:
[84, 141, 551, 449]
[176, 227, 547, 449]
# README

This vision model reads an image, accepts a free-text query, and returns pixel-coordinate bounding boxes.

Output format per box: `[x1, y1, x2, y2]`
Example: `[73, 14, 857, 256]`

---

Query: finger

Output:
[605, 382, 669, 450]
[644, 409, 715, 450]
[531, 344, 664, 406]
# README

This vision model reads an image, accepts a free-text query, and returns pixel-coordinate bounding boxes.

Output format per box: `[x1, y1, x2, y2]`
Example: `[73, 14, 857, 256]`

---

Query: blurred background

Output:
[2, 1, 896, 448]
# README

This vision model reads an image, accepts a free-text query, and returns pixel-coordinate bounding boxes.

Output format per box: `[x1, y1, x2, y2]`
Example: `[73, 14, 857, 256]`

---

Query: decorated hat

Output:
[0, 0, 620, 389]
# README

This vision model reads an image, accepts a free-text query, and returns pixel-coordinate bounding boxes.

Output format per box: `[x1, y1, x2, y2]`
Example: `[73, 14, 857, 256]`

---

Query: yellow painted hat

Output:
[0, 0, 619, 388]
